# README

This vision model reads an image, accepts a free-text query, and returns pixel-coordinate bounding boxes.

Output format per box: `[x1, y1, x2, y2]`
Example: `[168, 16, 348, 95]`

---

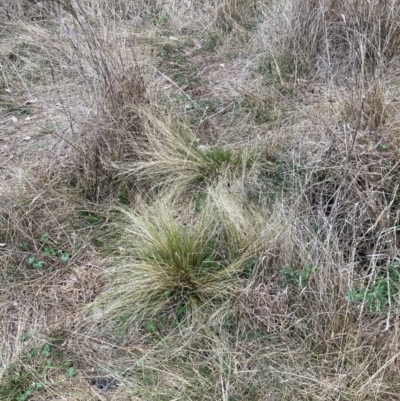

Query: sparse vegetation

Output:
[1, 0, 400, 400]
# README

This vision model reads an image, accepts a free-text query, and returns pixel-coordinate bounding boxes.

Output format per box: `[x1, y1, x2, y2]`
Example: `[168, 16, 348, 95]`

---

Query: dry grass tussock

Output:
[1, 0, 400, 400]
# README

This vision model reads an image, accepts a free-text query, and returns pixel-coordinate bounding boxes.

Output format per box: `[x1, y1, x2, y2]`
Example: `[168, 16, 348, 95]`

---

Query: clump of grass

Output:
[89, 187, 275, 332]
[89, 202, 226, 330]
[123, 111, 259, 194]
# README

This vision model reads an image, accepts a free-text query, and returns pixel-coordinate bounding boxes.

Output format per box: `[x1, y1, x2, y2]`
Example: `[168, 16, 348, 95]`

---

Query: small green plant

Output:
[158, 41, 187, 62]
[175, 303, 186, 323]
[159, 44, 174, 60]
[145, 12, 157, 24]
[78, 209, 101, 223]
[59, 252, 70, 263]
[258, 55, 296, 84]
[20, 242, 30, 252]
[347, 264, 400, 314]
[37, 233, 72, 264]
[117, 187, 130, 205]
[41, 343, 51, 358]
[184, 98, 221, 126]
[27, 257, 44, 269]
[237, 95, 276, 124]
[146, 12, 170, 26]
[159, 13, 169, 25]
[29, 348, 39, 357]
[192, 192, 206, 213]
[39, 233, 48, 243]
[43, 245, 56, 256]
[244, 22, 258, 32]
[242, 257, 259, 279]
[144, 321, 156, 333]
[258, 158, 306, 204]
[19, 331, 32, 342]
[44, 360, 52, 372]
[65, 366, 76, 379]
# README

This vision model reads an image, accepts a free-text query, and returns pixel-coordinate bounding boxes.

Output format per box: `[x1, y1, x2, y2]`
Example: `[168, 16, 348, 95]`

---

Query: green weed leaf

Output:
[19, 331, 31, 341]
[41, 344, 51, 358]
[66, 366, 76, 378]
[39, 233, 49, 243]
[28, 258, 44, 269]
[43, 245, 56, 256]
[59, 252, 70, 263]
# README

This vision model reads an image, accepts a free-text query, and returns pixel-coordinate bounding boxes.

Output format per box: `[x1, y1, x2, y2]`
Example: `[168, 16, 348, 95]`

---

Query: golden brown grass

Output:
[1, 0, 400, 400]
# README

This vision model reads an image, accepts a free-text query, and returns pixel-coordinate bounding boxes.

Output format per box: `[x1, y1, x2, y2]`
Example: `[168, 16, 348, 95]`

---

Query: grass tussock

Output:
[122, 110, 260, 194]
[91, 187, 276, 332]
[2, 0, 400, 400]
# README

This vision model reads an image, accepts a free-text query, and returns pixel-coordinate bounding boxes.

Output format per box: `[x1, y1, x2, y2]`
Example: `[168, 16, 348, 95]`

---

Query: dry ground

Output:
[1, 1, 400, 400]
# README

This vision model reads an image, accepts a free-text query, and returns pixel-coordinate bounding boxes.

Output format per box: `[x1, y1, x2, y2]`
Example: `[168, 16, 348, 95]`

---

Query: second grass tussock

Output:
[123, 110, 259, 194]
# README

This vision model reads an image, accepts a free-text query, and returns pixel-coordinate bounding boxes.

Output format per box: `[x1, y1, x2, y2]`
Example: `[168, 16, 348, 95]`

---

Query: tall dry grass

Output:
[259, 0, 400, 82]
